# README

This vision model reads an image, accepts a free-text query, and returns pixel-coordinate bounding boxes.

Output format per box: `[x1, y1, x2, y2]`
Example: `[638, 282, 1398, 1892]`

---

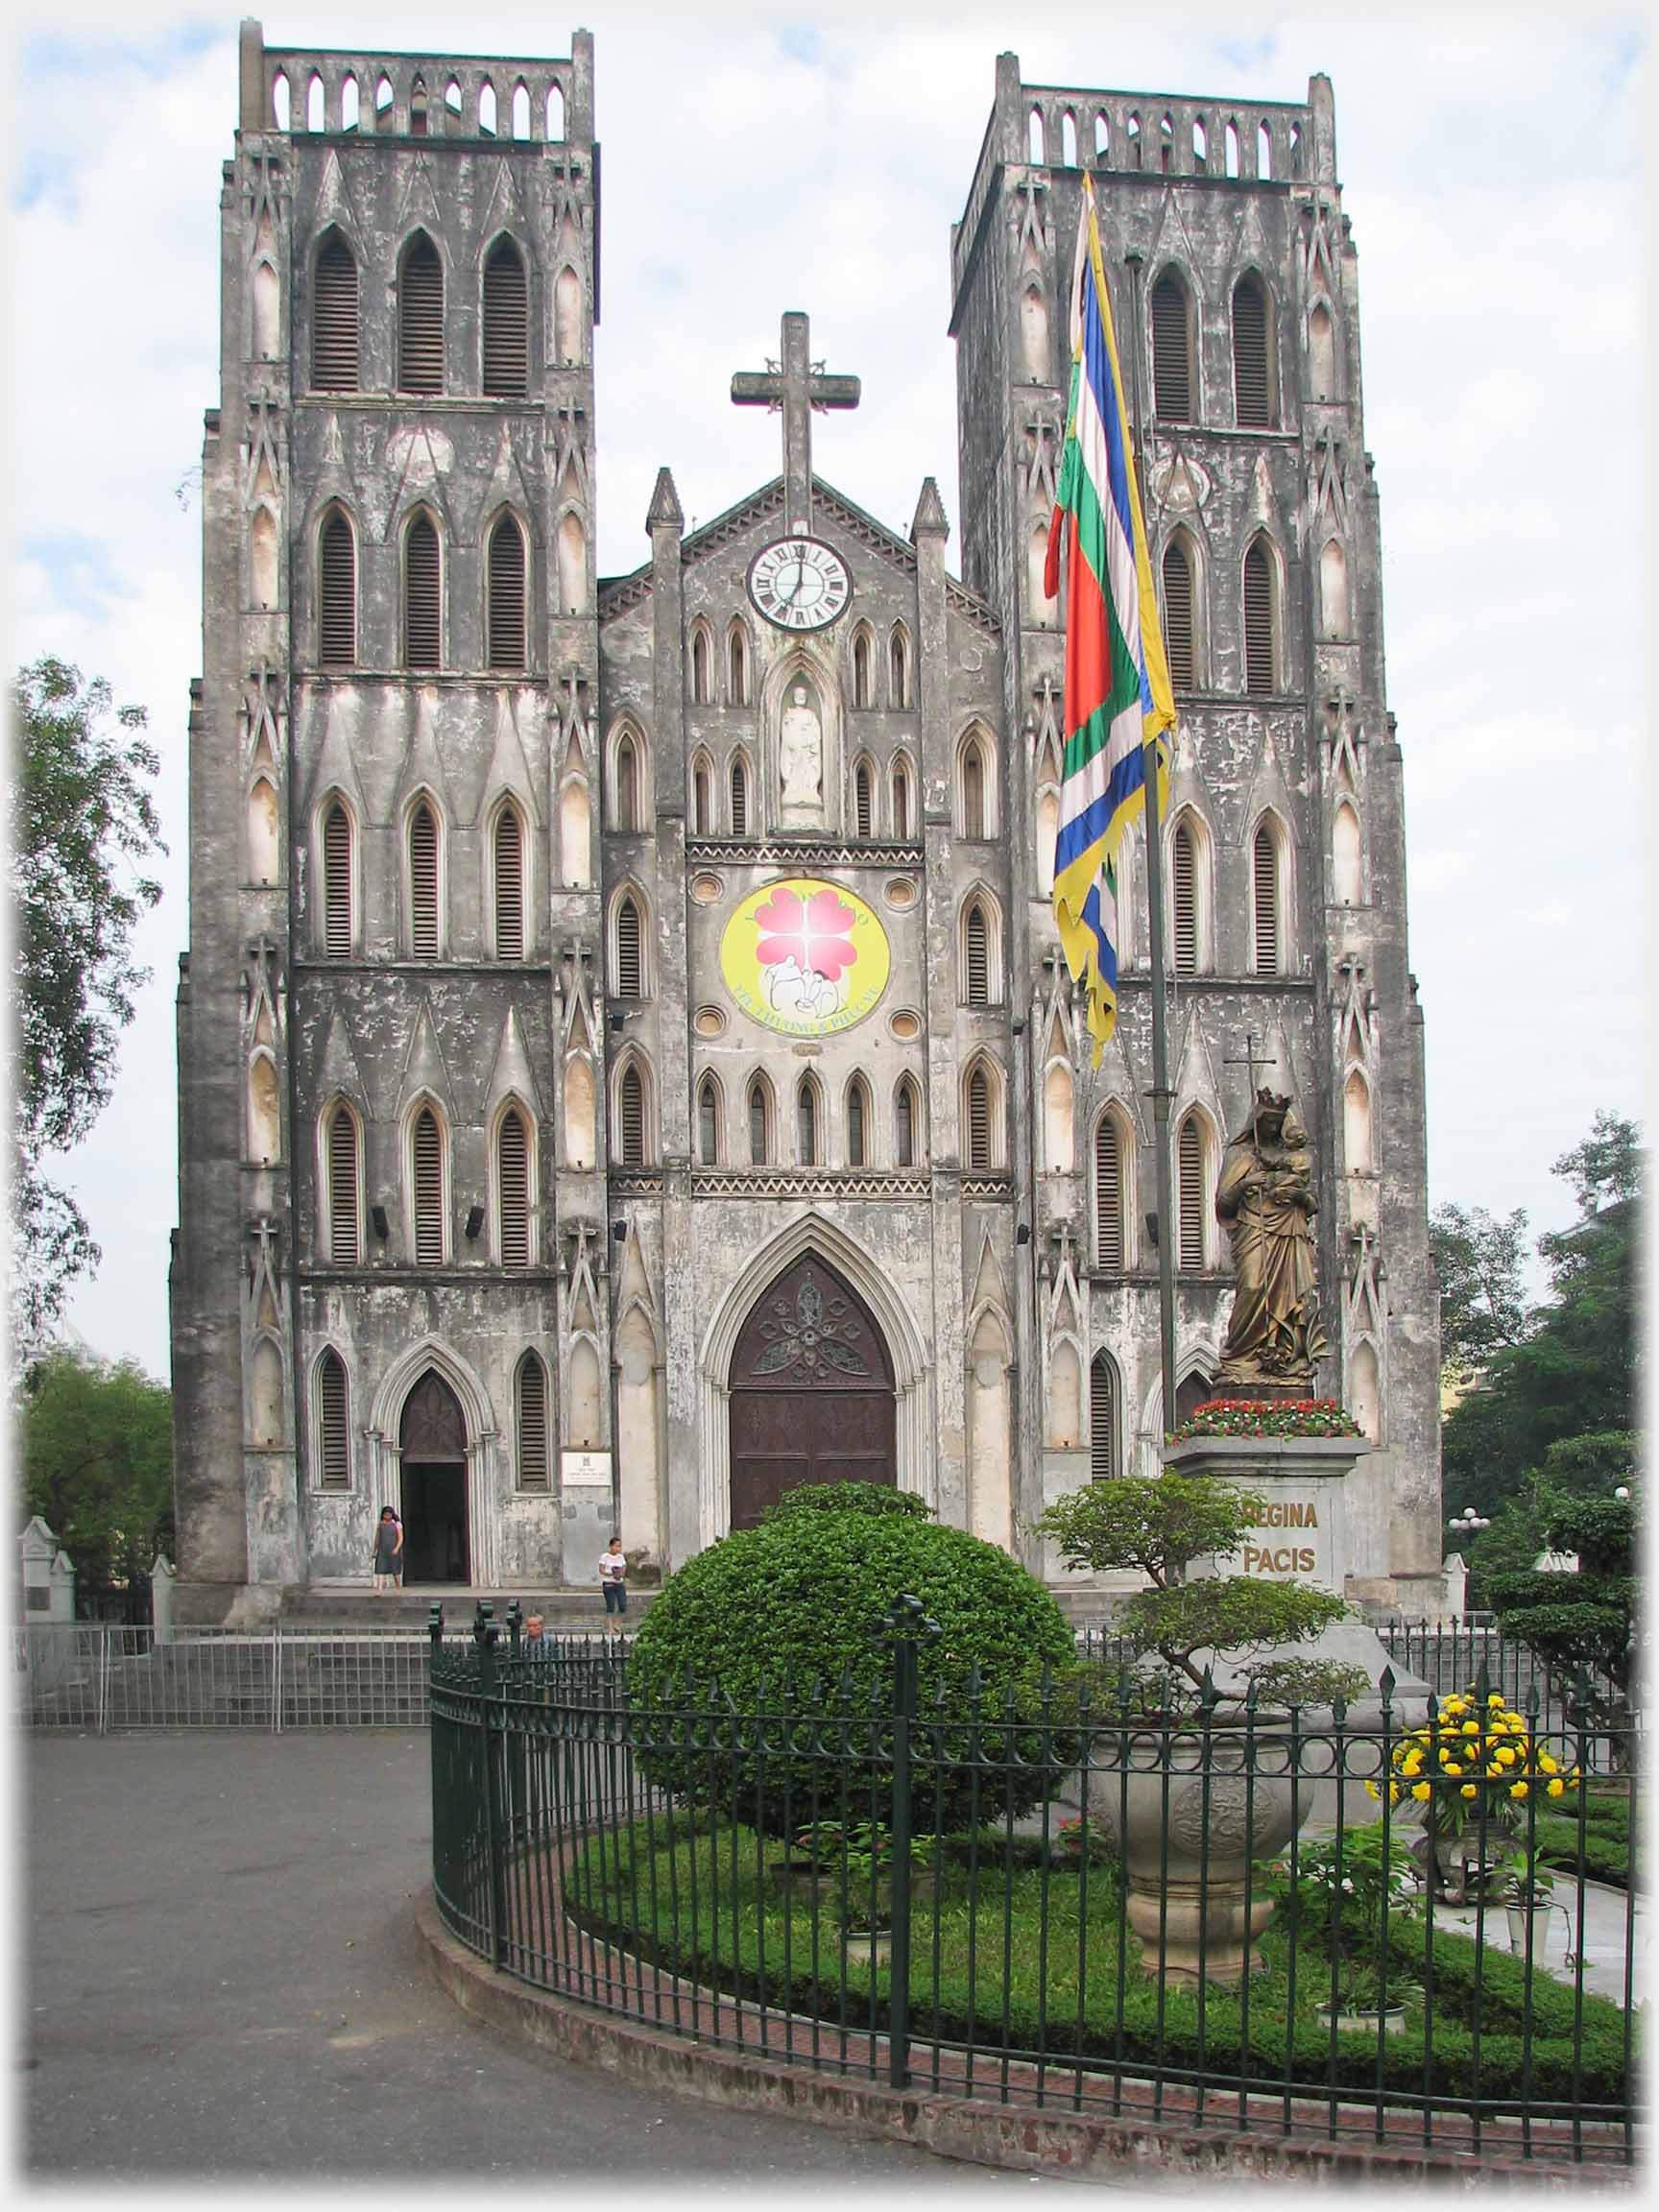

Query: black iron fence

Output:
[428, 1604, 1642, 2169]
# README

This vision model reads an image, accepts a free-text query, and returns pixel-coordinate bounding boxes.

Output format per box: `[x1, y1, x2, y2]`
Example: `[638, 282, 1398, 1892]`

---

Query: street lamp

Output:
[1614, 1485, 1631, 1502]
[1448, 1506, 1490, 1540]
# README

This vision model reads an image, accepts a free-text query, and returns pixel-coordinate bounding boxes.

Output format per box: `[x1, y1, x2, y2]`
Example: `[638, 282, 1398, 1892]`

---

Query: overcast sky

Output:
[9, 5, 1647, 1381]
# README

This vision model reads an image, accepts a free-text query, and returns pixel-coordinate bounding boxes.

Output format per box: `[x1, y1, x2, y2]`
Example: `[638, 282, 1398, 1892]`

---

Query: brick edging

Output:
[411, 1889, 1631, 2187]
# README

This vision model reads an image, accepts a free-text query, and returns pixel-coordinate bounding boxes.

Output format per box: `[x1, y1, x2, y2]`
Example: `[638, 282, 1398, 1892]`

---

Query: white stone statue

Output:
[778, 682, 823, 813]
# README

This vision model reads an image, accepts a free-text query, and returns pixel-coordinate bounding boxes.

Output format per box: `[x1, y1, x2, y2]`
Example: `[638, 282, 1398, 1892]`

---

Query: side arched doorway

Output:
[728, 1253, 896, 1531]
[399, 1369, 469, 1582]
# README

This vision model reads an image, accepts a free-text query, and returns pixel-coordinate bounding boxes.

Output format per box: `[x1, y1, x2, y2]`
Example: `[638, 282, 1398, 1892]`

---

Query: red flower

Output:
[753, 886, 859, 981]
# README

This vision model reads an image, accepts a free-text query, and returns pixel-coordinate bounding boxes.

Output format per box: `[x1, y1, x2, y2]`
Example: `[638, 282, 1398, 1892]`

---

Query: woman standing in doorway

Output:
[373, 1505, 404, 1592]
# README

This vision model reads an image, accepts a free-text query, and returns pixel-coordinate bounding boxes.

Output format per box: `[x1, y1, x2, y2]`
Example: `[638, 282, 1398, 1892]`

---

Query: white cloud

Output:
[9, 4, 1647, 1373]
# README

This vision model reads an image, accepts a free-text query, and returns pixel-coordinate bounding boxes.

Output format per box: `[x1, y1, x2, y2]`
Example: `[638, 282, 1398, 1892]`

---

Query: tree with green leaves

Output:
[1486, 1486, 1638, 1715]
[9, 659, 164, 1366]
[1429, 1201, 1529, 1379]
[19, 1350, 173, 1587]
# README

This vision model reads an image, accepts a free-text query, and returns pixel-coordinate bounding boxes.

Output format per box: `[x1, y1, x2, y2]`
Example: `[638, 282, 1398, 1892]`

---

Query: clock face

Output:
[747, 536, 852, 632]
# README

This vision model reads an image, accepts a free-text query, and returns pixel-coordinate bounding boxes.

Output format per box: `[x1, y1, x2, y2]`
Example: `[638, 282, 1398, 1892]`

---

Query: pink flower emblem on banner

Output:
[753, 886, 859, 981]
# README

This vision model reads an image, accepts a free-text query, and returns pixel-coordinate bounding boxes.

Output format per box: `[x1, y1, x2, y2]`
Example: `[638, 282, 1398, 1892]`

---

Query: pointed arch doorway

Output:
[399, 1369, 470, 1582]
[728, 1253, 896, 1531]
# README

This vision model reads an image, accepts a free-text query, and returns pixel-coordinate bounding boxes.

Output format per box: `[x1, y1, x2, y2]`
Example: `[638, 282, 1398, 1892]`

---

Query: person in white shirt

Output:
[598, 1535, 628, 1635]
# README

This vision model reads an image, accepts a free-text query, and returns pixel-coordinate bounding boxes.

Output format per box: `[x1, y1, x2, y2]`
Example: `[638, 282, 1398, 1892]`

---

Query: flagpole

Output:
[1122, 250, 1179, 1440]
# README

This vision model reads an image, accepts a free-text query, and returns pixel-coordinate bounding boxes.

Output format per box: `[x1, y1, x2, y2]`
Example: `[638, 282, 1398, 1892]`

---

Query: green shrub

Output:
[625, 1509, 1075, 1834]
[766, 1480, 932, 1522]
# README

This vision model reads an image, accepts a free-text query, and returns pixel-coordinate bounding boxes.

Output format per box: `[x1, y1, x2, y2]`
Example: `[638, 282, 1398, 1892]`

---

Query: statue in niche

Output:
[1215, 1089, 1329, 1389]
[778, 681, 824, 816]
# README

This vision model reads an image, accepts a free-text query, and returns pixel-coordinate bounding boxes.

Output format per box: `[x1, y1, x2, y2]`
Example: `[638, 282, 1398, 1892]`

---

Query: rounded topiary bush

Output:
[765, 1480, 932, 1522]
[626, 1501, 1076, 1834]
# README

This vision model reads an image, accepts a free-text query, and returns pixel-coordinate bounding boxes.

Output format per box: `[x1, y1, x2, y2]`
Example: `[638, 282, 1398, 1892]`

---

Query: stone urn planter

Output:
[1316, 1998, 1407, 2038]
[1087, 1718, 1308, 1983]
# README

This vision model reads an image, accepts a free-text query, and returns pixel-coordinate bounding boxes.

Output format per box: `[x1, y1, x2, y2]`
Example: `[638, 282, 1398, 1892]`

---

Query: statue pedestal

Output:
[1165, 1433, 1370, 1599]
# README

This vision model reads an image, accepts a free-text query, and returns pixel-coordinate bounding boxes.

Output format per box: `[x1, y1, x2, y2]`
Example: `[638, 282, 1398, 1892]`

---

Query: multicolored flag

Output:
[1046, 173, 1175, 1060]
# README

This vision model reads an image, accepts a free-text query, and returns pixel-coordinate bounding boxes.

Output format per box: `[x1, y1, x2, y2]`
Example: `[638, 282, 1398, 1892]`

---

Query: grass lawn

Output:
[1530, 1786, 1631, 1890]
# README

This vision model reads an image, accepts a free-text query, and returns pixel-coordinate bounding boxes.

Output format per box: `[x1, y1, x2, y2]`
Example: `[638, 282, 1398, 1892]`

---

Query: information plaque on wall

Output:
[561, 1451, 613, 1487]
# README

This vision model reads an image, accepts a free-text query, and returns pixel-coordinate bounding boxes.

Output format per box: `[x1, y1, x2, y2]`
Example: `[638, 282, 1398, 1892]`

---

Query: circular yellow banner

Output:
[719, 878, 891, 1037]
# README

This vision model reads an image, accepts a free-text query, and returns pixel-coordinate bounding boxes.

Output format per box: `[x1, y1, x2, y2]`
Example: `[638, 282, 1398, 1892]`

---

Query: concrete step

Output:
[277, 1583, 658, 1632]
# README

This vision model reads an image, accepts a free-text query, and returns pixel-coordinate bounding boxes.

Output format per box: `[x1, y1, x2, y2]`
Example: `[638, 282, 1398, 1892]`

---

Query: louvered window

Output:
[1172, 822, 1197, 976]
[1151, 273, 1191, 421]
[323, 801, 352, 954]
[1094, 1117, 1124, 1270]
[1253, 825, 1280, 974]
[327, 1106, 360, 1263]
[398, 233, 444, 394]
[413, 1106, 445, 1264]
[798, 1080, 818, 1166]
[405, 516, 441, 668]
[854, 632, 872, 708]
[962, 746, 985, 839]
[847, 1080, 868, 1167]
[409, 802, 440, 957]
[854, 762, 873, 839]
[318, 1351, 350, 1488]
[319, 512, 356, 667]
[730, 757, 749, 834]
[892, 763, 909, 841]
[896, 1080, 916, 1167]
[964, 902, 990, 1006]
[497, 1107, 530, 1267]
[312, 233, 359, 392]
[517, 1356, 549, 1489]
[1233, 275, 1272, 427]
[1163, 541, 1194, 689]
[1090, 1354, 1119, 1480]
[749, 1083, 769, 1165]
[698, 1079, 718, 1166]
[483, 238, 529, 397]
[614, 895, 642, 998]
[493, 805, 524, 959]
[488, 516, 527, 671]
[966, 1067, 994, 1172]
[1243, 541, 1274, 696]
[1178, 1116, 1205, 1270]
[618, 1065, 645, 1165]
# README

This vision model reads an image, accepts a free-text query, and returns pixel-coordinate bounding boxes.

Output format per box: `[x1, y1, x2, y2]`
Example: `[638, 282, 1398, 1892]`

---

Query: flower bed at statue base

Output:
[1167, 1399, 1364, 1445]
[562, 1819, 1635, 2113]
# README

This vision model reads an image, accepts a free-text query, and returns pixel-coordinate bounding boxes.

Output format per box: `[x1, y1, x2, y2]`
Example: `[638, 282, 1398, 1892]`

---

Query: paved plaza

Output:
[20, 1731, 1065, 2187]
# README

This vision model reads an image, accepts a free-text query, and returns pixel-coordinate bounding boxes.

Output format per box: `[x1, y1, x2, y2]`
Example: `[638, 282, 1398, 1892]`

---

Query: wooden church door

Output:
[399, 1369, 470, 1583]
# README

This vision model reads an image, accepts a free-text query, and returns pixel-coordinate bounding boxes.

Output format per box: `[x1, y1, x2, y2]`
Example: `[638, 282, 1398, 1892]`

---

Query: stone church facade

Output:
[169, 25, 1444, 1622]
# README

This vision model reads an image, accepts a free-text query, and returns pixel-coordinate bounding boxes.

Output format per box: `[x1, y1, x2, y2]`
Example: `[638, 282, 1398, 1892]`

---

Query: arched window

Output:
[493, 802, 525, 960]
[323, 799, 353, 954]
[512, 82, 531, 140]
[1320, 538, 1349, 639]
[478, 80, 497, 135]
[487, 514, 527, 670]
[697, 1075, 719, 1166]
[846, 1075, 870, 1167]
[1090, 1353, 1120, 1480]
[727, 621, 749, 706]
[854, 758, 874, 839]
[964, 1062, 997, 1173]
[1094, 110, 1109, 160]
[748, 1077, 771, 1166]
[613, 891, 643, 998]
[247, 778, 279, 886]
[1345, 1068, 1374, 1174]
[1176, 1113, 1207, 1271]
[1309, 302, 1336, 401]
[1252, 821, 1282, 974]
[1232, 273, 1274, 428]
[1243, 538, 1276, 696]
[317, 1350, 350, 1488]
[1171, 818, 1198, 977]
[1333, 802, 1362, 905]
[690, 754, 712, 836]
[408, 800, 441, 957]
[312, 231, 359, 392]
[319, 509, 356, 667]
[1094, 1113, 1125, 1270]
[892, 757, 912, 840]
[959, 731, 991, 839]
[614, 731, 640, 832]
[617, 1062, 646, 1166]
[853, 627, 873, 709]
[341, 76, 360, 132]
[516, 1354, 550, 1489]
[1062, 109, 1078, 167]
[889, 624, 910, 709]
[325, 1101, 361, 1263]
[410, 75, 429, 135]
[546, 82, 565, 139]
[404, 514, 442, 668]
[497, 1105, 532, 1266]
[690, 626, 711, 705]
[412, 1105, 445, 1264]
[895, 1076, 919, 1168]
[1162, 539, 1195, 689]
[729, 754, 749, 835]
[797, 1076, 819, 1166]
[963, 899, 991, 1005]
[1151, 270, 1191, 422]
[1028, 107, 1046, 164]
[482, 237, 529, 397]
[398, 232, 444, 394]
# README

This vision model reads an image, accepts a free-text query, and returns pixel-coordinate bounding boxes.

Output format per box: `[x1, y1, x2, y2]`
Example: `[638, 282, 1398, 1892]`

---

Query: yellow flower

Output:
[1461, 1720, 1480, 1736]
[1402, 1754, 1422, 1775]
[1486, 1764, 1504, 1779]
[1444, 1761, 1462, 1776]
[1538, 1753, 1557, 1775]
[1364, 1779, 1381, 1799]
[1442, 1698, 1466, 1719]
[1496, 1746, 1517, 1767]
[1461, 1784, 1479, 1799]
[1488, 1692, 1505, 1706]
[1503, 1713, 1525, 1730]
[1547, 1778, 1566, 1798]
[1509, 1781, 1528, 1800]
[1412, 1782, 1431, 1801]
[1388, 1784, 1402, 1804]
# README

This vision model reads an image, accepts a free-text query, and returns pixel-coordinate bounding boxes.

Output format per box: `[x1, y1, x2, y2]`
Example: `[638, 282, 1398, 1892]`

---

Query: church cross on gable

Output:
[731, 310, 860, 532]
